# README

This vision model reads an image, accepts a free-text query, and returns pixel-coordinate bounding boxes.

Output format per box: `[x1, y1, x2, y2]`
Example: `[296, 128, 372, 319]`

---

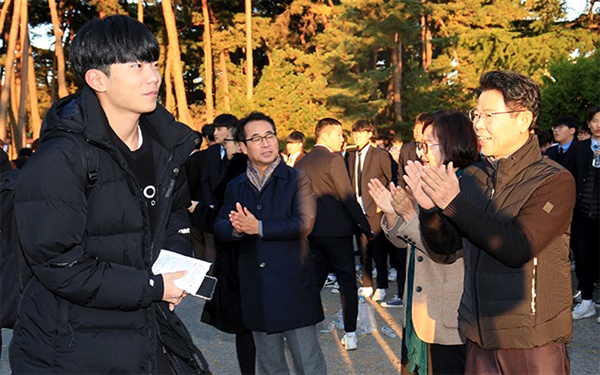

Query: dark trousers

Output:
[571, 211, 600, 300]
[465, 340, 569, 375]
[310, 236, 358, 332]
[358, 212, 389, 289]
[388, 242, 407, 298]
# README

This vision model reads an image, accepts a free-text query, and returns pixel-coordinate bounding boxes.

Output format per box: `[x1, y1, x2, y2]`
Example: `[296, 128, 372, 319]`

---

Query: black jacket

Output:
[10, 87, 209, 374]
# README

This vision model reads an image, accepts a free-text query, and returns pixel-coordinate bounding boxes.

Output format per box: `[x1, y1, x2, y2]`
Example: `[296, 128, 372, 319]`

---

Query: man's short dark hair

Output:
[315, 118, 342, 139]
[352, 120, 378, 141]
[476, 70, 541, 128]
[201, 124, 215, 143]
[287, 131, 306, 145]
[553, 115, 579, 129]
[415, 112, 431, 126]
[69, 15, 160, 84]
[236, 112, 276, 142]
[213, 114, 239, 129]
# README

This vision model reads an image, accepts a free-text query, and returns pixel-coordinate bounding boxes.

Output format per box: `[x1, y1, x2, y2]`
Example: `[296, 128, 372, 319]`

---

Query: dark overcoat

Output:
[213, 162, 324, 333]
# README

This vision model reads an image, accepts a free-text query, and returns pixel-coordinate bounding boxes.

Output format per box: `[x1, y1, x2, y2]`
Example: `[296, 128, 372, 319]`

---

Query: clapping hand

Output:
[229, 202, 259, 235]
[403, 160, 435, 210]
[368, 178, 395, 216]
[389, 182, 417, 222]
[420, 162, 460, 210]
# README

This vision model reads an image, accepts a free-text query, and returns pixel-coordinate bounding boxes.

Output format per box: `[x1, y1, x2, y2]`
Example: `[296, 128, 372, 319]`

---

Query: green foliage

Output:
[539, 51, 600, 128]
[9, 0, 600, 142]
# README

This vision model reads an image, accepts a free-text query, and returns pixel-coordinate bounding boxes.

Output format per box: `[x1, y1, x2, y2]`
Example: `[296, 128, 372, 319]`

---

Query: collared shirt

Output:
[286, 151, 301, 167]
[591, 138, 600, 152]
[354, 144, 370, 211]
[558, 139, 574, 153]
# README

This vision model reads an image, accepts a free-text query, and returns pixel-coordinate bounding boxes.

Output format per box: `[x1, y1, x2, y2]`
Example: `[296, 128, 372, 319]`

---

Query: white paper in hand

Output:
[152, 249, 212, 296]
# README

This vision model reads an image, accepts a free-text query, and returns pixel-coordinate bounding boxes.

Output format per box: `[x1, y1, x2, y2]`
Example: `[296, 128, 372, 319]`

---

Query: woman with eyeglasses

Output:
[369, 110, 480, 374]
[200, 124, 257, 374]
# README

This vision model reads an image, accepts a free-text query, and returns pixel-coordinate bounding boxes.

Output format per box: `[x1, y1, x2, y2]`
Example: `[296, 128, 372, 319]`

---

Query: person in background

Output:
[201, 123, 256, 374]
[285, 130, 306, 167]
[295, 118, 373, 351]
[348, 120, 397, 303]
[389, 132, 404, 164]
[213, 112, 325, 374]
[546, 115, 579, 171]
[577, 124, 592, 141]
[570, 105, 600, 322]
[537, 129, 554, 154]
[193, 113, 238, 262]
[369, 110, 479, 374]
[9, 15, 208, 374]
[186, 124, 212, 259]
[406, 70, 575, 373]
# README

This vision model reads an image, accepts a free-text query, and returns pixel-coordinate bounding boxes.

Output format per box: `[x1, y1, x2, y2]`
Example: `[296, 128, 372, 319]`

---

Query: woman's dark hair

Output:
[69, 15, 160, 84]
[423, 111, 480, 169]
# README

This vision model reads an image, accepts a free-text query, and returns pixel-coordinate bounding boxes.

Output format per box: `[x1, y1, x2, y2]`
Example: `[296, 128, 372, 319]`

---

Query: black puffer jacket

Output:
[9, 86, 209, 374]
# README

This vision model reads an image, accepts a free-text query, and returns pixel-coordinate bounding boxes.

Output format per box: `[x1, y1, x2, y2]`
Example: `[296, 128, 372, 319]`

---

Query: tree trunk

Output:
[0, 0, 21, 149]
[245, 0, 253, 100]
[392, 32, 402, 123]
[28, 44, 42, 140]
[421, 1, 432, 71]
[202, 0, 214, 123]
[219, 50, 231, 112]
[137, 0, 143, 23]
[48, 0, 69, 98]
[0, 0, 12, 38]
[164, 50, 175, 112]
[161, 0, 194, 127]
[16, 0, 29, 152]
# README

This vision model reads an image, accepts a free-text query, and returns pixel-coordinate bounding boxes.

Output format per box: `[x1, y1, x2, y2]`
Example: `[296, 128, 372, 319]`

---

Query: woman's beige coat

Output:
[382, 214, 465, 345]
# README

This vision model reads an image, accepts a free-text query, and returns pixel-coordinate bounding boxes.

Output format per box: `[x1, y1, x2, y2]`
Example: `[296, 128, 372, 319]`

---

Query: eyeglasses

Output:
[244, 132, 277, 146]
[418, 142, 439, 154]
[222, 138, 236, 145]
[469, 109, 526, 124]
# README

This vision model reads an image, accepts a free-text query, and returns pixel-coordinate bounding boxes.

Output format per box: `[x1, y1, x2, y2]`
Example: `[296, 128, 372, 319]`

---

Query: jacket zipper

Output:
[474, 166, 497, 344]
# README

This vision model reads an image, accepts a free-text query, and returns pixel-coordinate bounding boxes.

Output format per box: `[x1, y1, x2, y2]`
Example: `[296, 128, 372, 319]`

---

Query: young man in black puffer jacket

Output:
[9, 16, 209, 374]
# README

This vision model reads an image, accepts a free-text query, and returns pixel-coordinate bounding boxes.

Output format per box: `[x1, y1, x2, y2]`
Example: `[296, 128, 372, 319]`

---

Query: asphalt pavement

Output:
[2, 273, 599, 374]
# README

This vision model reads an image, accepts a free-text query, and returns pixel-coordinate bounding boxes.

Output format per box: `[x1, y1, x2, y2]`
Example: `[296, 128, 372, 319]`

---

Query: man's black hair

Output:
[315, 118, 342, 140]
[201, 124, 215, 143]
[351, 120, 377, 139]
[69, 15, 160, 84]
[236, 112, 276, 142]
[476, 70, 541, 129]
[553, 115, 579, 129]
[213, 114, 239, 129]
[287, 131, 306, 145]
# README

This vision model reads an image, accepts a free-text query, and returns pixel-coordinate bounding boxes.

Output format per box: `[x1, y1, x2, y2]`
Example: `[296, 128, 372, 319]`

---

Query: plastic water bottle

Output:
[381, 326, 397, 338]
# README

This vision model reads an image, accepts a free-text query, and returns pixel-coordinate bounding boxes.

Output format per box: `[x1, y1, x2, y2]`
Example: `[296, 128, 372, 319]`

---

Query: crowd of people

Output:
[1, 14, 598, 375]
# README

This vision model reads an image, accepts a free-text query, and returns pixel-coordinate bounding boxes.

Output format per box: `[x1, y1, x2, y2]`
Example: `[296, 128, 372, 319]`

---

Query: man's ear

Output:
[569, 127, 576, 136]
[518, 111, 534, 133]
[239, 141, 248, 155]
[84, 69, 108, 93]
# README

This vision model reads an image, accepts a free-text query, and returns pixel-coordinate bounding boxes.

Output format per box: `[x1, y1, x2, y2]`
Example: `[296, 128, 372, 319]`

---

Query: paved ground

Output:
[2, 274, 599, 374]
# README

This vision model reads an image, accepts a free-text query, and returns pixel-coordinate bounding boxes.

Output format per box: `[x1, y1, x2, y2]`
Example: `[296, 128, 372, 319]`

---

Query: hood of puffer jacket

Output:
[40, 86, 200, 158]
